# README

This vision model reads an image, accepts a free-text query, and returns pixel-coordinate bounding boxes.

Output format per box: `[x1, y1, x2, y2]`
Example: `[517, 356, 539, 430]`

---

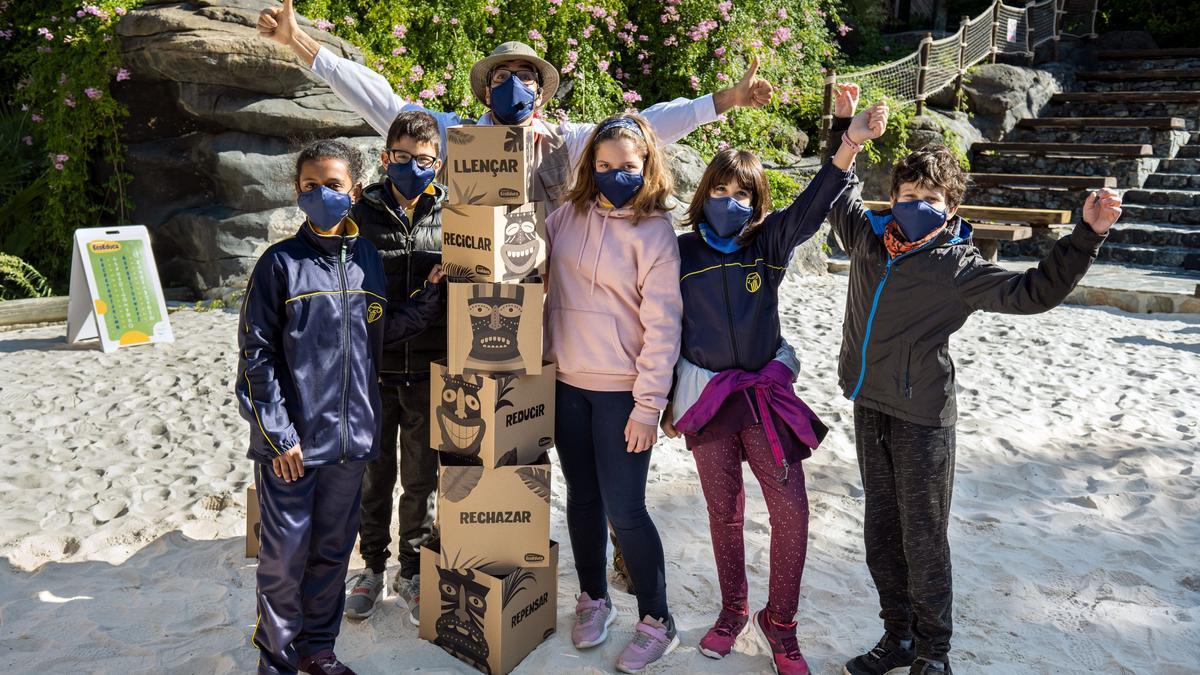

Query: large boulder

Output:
[928, 63, 1065, 139]
[908, 109, 984, 155]
[115, 0, 381, 296]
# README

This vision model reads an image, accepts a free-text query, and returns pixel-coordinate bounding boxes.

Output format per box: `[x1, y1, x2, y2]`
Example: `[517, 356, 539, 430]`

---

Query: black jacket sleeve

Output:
[235, 253, 300, 457]
[953, 222, 1107, 314]
[822, 116, 874, 255]
[760, 161, 852, 258]
[383, 280, 445, 347]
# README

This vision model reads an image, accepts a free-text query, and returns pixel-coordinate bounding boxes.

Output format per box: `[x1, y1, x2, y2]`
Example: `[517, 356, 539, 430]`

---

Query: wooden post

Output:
[990, 1, 1000, 63]
[1052, 2, 1063, 61]
[954, 16, 969, 111]
[1088, 0, 1099, 38]
[916, 33, 932, 116]
[820, 69, 836, 156]
[1025, 1, 1036, 64]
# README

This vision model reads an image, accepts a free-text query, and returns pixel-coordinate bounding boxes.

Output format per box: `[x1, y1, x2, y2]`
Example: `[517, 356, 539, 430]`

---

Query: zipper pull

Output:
[340, 242, 347, 264]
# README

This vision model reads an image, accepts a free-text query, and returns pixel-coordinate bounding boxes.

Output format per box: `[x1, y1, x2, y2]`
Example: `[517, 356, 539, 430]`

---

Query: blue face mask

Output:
[703, 196, 754, 238]
[594, 169, 643, 208]
[387, 160, 437, 200]
[698, 222, 743, 254]
[298, 185, 352, 231]
[891, 200, 947, 242]
[490, 75, 537, 125]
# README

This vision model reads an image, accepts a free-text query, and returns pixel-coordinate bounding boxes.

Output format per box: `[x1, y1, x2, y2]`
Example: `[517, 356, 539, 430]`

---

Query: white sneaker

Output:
[343, 571, 384, 620]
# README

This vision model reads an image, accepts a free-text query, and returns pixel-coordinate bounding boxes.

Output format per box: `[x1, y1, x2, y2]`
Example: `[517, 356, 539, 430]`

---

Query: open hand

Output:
[834, 83, 860, 118]
[272, 445, 304, 483]
[427, 264, 446, 284]
[734, 56, 774, 109]
[848, 101, 888, 145]
[1083, 188, 1122, 234]
[625, 418, 657, 453]
[257, 0, 298, 46]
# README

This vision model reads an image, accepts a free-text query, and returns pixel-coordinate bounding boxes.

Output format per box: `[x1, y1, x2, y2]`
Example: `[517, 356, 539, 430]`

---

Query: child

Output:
[343, 110, 447, 626]
[660, 101, 888, 675]
[544, 114, 681, 673]
[237, 139, 445, 675]
[828, 84, 1121, 675]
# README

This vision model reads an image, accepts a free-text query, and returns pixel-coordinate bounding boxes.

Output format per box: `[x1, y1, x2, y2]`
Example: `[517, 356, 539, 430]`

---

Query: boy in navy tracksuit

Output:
[237, 139, 444, 674]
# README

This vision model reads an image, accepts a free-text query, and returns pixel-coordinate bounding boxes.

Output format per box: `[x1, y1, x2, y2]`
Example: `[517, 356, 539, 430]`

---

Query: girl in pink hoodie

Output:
[544, 114, 682, 673]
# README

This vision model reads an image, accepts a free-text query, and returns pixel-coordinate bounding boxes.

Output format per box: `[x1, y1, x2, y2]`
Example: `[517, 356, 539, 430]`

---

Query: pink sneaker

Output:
[616, 615, 680, 673]
[699, 607, 749, 659]
[752, 609, 809, 675]
[572, 592, 616, 648]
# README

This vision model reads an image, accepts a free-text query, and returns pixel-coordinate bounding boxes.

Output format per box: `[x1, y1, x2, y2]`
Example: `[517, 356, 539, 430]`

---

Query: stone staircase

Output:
[968, 47, 1200, 272]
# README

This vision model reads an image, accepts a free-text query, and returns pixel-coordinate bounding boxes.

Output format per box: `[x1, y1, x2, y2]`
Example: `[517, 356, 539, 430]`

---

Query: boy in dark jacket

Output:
[828, 84, 1122, 675]
[342, 111, 447, 625]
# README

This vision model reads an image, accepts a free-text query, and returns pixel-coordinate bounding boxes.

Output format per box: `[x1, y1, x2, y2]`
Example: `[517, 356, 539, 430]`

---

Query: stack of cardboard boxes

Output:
[419, 124, 559, 675]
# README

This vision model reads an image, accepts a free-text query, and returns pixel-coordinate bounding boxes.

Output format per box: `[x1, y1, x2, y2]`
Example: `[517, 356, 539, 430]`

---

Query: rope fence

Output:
[819, 0, 1100, 146]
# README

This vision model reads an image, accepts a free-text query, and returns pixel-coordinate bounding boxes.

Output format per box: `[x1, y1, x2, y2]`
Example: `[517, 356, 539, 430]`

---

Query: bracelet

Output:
[841, 131, 864, 152]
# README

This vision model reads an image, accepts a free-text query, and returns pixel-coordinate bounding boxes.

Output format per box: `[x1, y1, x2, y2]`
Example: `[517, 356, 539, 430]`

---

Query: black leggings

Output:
[854, 404, 956, 661]
[554, 381, 669, 621]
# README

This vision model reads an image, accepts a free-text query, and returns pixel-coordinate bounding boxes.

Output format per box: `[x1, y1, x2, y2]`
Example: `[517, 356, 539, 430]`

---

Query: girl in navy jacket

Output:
[662, 105, 886, 674]
[236, 139, 444, 675]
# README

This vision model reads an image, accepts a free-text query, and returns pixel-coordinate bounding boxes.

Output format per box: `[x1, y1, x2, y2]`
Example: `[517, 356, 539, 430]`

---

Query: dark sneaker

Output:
[343, 571, 383, 620]
[299, 649, 356, 674]
[909, 657, 952, 675]
[843, 633, 916, 675]
[698, 607, 749, 659]
[752, 609, 809, 675]
[392, 573, 420, 626]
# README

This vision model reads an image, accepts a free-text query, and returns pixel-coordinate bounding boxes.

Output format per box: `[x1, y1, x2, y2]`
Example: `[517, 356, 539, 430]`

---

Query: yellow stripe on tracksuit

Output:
[285, 289, 387, 304]
[243, 371, 284, 456]
[679, 257, 787, 282]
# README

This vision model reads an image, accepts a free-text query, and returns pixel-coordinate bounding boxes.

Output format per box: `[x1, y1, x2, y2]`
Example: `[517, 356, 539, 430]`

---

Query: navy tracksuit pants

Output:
[253, 460, 367, 674]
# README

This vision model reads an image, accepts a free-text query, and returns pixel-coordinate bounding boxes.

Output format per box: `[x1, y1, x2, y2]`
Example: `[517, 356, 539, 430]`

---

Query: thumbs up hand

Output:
[257, 0, 298, 46]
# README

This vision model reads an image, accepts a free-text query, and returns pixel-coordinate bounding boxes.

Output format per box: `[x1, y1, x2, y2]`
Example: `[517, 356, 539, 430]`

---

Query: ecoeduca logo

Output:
[523, 553, 545, 564]
[498, 188, 520, 199]
[367, 302, 383, 323]
[89, 240, 122, 254]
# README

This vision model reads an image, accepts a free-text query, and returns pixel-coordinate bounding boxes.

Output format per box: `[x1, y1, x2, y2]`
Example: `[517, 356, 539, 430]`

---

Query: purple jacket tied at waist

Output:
[676, 360, 827, 482]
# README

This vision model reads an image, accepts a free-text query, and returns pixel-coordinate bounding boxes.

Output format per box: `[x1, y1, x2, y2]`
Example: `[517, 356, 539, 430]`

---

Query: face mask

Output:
[490, 75, 536, 125]
[703, 196, 753, 238]
[387, 159, 436, 200]
[298, 185, 352, 231]
[698, 222, 743, 254]
[594, 169, 643, 208]
[891, 200, 947, 242]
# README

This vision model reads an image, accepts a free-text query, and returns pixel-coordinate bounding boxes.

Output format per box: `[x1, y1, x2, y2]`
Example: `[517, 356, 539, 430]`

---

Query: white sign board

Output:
[1006, 17, 1018, 42]
[66, 226, 173, 352]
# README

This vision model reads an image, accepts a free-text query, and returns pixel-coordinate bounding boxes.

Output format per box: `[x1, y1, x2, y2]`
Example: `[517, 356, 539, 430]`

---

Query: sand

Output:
[0, 273, 1197, 674]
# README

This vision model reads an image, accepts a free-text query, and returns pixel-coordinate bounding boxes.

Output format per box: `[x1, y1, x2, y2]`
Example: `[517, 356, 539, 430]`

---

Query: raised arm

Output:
[236, 253, 301, 462]
[257, 0, 460, 143]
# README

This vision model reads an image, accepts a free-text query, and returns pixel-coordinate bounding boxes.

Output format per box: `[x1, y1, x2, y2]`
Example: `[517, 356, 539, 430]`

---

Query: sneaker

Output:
[698, 607, 749, 659]
[616, 615, 680, 673]
[909, 657, 952, 675]
[752, 609, 809, 675]
[298, 648, 356, 674]
[343, 571, 383, 620]
[572, 592, 616, 648]
[392, 573, 420, 626]
[843, 633, 916, 675]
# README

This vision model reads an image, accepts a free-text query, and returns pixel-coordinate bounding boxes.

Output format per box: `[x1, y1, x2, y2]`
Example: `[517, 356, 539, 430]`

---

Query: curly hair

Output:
[889, 146, 968, 210]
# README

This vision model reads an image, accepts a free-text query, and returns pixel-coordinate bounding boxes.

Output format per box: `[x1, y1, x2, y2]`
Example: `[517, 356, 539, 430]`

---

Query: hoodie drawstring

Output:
[590, 210, 610, 296]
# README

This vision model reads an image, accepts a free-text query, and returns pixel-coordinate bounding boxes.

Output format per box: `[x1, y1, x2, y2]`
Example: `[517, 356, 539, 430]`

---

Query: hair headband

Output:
[596, 116, 645, 139]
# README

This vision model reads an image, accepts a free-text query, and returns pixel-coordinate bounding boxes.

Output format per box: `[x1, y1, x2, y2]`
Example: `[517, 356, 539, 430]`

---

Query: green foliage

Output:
[0, 0, 135, 286]
[1096, 1, 1200, 49]
[764, 168, 801, 208]
[0, 253, 53, 300]
[295, 0, 847, 156]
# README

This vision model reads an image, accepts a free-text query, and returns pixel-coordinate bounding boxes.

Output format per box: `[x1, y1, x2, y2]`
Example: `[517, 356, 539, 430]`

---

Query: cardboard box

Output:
[441, 202, 548, 283]
[419, 541, 558, 675]
[437, 455, 552, 569]
[445, 125, 537, 206]
[430, 360, 555, 468]
[447, 281, 543, 376]
[246, 485, 260, 558]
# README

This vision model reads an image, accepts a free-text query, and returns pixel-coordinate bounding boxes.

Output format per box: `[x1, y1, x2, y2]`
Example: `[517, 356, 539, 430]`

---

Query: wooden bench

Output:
[861, 201, 1071, 262]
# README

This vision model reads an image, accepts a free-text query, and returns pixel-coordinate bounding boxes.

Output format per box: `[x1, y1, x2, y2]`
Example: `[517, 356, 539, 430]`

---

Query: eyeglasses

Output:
[489, 68, 539, 87]
[386, 149, 438, 168]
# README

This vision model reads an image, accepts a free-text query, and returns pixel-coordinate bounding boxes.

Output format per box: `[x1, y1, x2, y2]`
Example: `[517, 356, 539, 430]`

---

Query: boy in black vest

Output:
[828, 84, 1121, 675]
[343, 111, 447, 625]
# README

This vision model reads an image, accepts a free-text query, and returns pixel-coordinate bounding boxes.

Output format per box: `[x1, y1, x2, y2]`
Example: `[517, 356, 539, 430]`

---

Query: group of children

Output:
[242, 11, 1123, 675]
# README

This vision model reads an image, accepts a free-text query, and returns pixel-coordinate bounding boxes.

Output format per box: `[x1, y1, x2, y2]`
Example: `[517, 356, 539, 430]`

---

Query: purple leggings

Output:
[689, 423, 810, 623]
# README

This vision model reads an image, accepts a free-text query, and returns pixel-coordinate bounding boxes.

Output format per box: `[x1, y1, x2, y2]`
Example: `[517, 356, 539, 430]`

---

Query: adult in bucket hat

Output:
[258, 0, 773, 212]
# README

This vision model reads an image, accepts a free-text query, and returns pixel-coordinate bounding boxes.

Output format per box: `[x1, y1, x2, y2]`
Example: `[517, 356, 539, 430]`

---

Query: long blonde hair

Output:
[564, 113, 674, 223]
